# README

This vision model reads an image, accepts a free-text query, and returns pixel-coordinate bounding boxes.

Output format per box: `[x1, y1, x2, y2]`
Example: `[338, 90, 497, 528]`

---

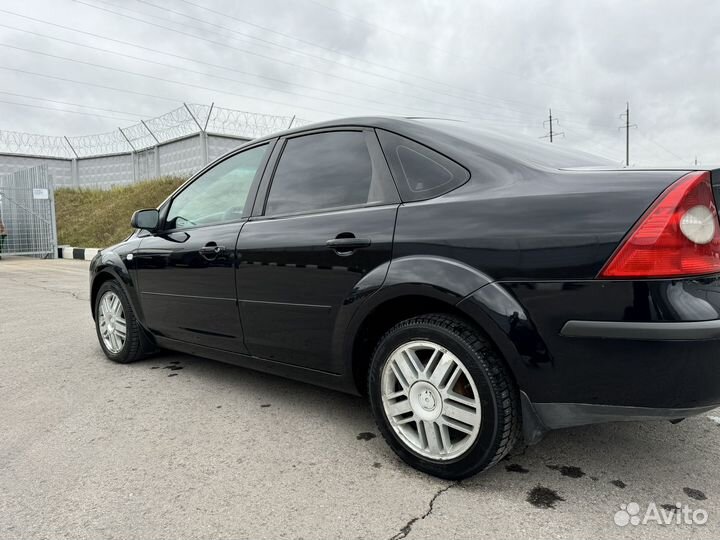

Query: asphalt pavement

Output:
[1, 256, 719, 539]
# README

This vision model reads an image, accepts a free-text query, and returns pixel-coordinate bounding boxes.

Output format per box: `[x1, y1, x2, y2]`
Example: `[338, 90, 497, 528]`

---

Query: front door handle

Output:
[199, 243, 226, 260]
[325, 237, 371, 255]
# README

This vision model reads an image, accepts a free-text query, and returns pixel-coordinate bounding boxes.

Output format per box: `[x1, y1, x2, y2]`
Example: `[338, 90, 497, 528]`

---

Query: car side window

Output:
[376, 129, 469, 202]
[265, 131, 388, 216]
[166, 144, 268, 230]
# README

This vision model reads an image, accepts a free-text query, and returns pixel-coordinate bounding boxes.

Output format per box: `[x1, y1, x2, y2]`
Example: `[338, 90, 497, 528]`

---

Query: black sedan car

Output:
[90, 117, 720, 479]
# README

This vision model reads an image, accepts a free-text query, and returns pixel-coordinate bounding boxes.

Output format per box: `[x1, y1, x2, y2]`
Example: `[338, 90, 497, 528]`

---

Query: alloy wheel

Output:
[380, 340, 482, 461]
[98, 291, 127, 354]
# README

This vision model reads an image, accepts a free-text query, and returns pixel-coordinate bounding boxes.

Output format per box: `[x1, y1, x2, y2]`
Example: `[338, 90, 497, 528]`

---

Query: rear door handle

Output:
[325, 237, 371, 254]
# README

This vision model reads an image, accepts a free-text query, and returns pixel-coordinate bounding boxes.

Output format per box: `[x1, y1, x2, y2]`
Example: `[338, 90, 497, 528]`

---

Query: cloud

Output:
[0, 0, 717, 165]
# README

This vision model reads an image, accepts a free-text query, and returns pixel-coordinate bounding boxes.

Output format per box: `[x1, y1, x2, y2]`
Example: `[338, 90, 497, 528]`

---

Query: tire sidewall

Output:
[369, 319, 504, 479]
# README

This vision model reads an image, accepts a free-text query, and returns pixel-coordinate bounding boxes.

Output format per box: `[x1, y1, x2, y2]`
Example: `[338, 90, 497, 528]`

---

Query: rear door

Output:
[236, 128, 400, 371]
[134, 141, 273, 352]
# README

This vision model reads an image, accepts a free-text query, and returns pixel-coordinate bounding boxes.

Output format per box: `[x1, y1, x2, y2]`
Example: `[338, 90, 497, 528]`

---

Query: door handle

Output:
[325, 237, 371, 255]
[199, 243, 226, 260]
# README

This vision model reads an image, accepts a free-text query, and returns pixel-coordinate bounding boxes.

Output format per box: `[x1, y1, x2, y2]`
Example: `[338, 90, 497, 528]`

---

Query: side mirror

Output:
[131, 209, 160, 231]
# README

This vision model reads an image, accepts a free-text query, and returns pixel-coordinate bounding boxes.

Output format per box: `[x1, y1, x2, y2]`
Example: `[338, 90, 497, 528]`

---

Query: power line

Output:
[2, 40, 408, 118]
[0, 98, 140, 122]
[631, 135, 674, 164]
[0, 65, 184, 105]
[0, 18, 412, 114]
[636, 130, 686, 162]
[0, 26, 432, 117]
[0, 5, 643, 145]
[1, 42, 552, 127]
[72, 0, 554, 119]
[0, 43, 408, 117]
[0, 7, 562, 125]
[561, 126, 622, 163]
[169, 0, 565, 113]
[134, 0, 469, 99]
[0, 23, 525, 125]
[0, 27, 544, 124]
[0, 90, 146, 118]
[72, 0, 506, 116]
[300, 0, 597, 101]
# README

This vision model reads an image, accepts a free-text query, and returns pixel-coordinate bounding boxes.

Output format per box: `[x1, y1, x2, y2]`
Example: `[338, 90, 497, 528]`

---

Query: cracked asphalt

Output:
[2, 257, 720, 539]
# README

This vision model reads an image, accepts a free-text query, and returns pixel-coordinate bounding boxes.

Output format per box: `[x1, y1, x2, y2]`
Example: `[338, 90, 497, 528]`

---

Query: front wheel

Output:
[368, 314, 520, 479]
[94, 280, 154, 363]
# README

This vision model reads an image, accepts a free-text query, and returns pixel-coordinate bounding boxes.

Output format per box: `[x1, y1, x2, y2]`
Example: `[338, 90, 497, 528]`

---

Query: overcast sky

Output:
[0, 0, 717, 165]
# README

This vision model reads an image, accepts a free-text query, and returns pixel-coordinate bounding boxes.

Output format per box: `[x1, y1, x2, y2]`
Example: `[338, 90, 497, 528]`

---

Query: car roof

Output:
[253, 116, 420, 140]
[248, 115, 614, 169]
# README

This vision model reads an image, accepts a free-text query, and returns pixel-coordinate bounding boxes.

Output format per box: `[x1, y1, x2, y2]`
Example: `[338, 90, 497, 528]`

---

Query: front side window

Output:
[265, 131, 376, 216]
[166, 144, 268, 229]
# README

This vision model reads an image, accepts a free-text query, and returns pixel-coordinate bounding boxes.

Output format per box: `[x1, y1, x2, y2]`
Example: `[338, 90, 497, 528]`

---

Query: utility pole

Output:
[540, 108, 563, 142]
[618, 102, 637, 166]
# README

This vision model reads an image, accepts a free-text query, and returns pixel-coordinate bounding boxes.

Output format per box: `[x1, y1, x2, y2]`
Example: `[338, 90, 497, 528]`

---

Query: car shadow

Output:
[137, 350, 719, 510]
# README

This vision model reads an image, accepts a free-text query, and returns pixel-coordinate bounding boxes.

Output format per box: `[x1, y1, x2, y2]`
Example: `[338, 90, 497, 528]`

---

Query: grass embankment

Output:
[55, 176, 186, 247]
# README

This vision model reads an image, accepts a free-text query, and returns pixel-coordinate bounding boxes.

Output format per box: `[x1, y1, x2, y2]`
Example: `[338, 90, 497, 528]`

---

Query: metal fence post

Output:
[155, 146, 161, 177]
[71, 158, 79, 187]
[141, 120, 161, 179]
[64, 136, 80, 187]
[184, 103, 208, 166]
[48, 169, 58, 259]
[199, 132, 208, 165]
[118, 127, 137, 184]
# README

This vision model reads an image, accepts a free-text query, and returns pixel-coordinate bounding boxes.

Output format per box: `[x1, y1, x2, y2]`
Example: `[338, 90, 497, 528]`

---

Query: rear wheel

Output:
[94, 280, 154, 363]
[368, 314, 519, 479]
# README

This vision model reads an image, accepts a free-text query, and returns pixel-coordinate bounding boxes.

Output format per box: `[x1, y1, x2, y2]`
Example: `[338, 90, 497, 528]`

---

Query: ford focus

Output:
[90, 117, 720, 479]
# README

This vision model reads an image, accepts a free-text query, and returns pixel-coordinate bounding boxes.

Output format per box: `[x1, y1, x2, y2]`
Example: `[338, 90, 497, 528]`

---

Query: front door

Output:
[236, 129, 400, 371]
[134, 142, 272, 352]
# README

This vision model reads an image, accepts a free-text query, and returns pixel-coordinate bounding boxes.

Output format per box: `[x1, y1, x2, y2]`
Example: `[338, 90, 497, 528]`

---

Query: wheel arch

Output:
[90, 271, 117, 317]
[345, 281, 549, 400]
[90, 251, 144, 325]
[347, 288, 534, 397]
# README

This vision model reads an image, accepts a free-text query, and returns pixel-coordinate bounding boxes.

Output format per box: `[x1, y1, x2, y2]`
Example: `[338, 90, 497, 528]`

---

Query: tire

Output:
[94, 280, 154, 364]
[368, 314, 520, 479]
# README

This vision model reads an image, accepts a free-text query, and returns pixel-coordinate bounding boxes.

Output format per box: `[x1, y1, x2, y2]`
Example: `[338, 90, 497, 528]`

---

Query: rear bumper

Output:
[520, 391, 718, 445]
[519, 390, 719, 445]
[478, 276, 720, 413]
[533, 400, 717, 430]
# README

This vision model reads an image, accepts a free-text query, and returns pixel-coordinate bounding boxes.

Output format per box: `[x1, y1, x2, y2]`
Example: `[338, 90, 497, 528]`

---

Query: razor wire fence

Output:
[0, 104, 311, 189]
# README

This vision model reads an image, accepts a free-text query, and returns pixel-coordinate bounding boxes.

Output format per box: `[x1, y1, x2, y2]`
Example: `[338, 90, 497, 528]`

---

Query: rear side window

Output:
[377, 129, 469, 202]
[265, 131, 378, 216]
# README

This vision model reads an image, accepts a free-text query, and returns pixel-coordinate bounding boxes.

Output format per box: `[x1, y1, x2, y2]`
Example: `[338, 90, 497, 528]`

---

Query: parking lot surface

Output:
[2, 256, 720, 539]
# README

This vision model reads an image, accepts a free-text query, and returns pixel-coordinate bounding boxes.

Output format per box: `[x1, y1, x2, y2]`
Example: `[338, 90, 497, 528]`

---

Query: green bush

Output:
[55, 176, 186, 247]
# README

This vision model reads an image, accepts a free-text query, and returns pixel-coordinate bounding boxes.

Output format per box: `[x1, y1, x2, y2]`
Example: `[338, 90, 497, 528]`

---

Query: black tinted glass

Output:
[377, 130, 469, 202]
[266, 131, 373, 216]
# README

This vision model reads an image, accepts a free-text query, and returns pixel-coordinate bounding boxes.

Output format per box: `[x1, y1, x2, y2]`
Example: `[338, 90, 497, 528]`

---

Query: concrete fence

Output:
[0, 132, 249, 189]
[0, 104, 308, 189]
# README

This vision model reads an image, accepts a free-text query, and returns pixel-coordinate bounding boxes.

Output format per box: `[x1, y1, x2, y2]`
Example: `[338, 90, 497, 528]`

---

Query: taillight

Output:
[599, 171, 720, 278]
